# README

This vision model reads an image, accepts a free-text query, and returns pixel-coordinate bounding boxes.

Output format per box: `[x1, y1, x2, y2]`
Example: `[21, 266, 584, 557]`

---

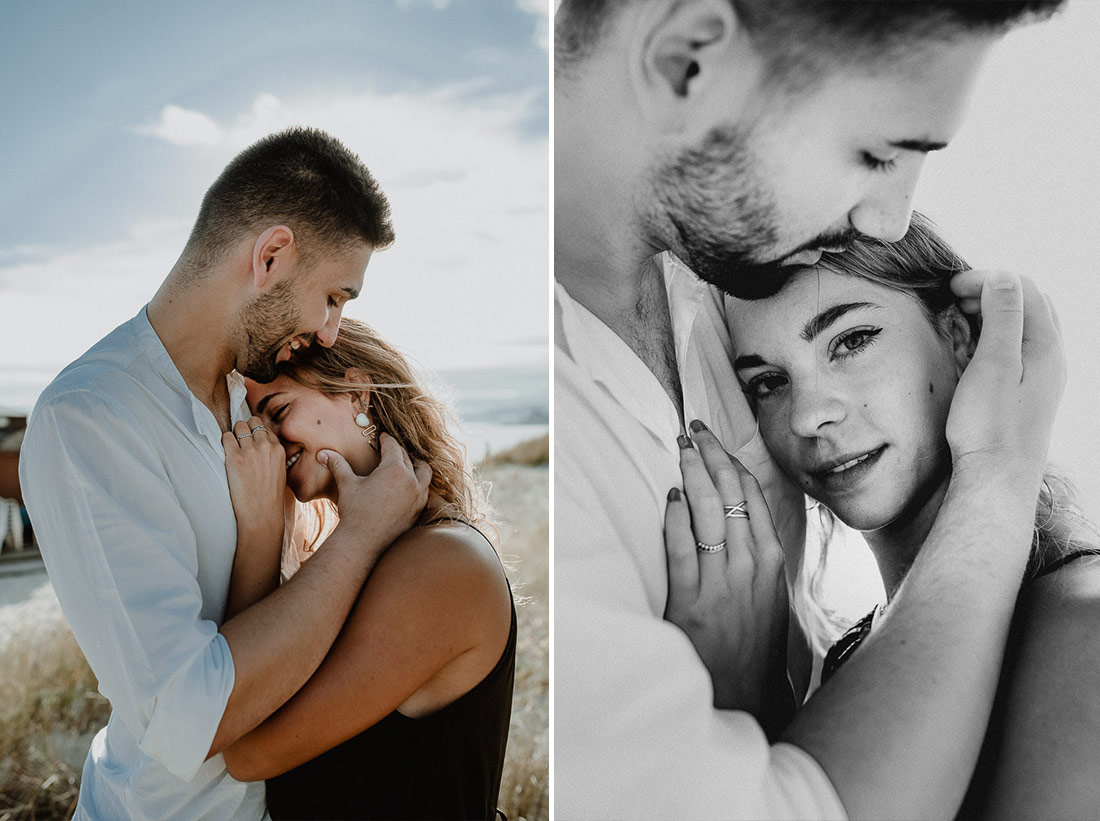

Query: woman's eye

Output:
[272, 404, 288, 422]
[830, 327, 881, 358]
[743, 373, 788, 401]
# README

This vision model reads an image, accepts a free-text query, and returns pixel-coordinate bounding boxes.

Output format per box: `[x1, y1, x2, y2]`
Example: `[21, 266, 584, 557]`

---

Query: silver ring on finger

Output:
[250, 425, 268, 434]
[723, 502, 749, 520]
[695, 539, 727, 553]
[236, 432, 253, 440]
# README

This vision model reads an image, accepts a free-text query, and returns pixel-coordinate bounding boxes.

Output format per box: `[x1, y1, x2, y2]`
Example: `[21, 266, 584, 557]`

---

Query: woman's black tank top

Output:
[266, 523, 516, 820]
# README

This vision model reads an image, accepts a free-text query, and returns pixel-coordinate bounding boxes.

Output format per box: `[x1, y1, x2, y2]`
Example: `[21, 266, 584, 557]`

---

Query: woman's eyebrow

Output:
[734, 300, 881, 368]
[800, 301, 878, 342]
[733, 353, 767, 371]
[254, 392, 283, 416]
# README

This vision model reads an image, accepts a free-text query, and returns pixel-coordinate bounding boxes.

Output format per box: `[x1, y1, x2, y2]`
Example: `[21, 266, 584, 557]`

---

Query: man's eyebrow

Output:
[889, 138, 948, 153]
[800, 302, 878, 342]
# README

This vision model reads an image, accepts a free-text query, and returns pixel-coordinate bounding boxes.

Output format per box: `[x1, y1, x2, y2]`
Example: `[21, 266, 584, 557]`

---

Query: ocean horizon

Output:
[0, 362, 548, 458]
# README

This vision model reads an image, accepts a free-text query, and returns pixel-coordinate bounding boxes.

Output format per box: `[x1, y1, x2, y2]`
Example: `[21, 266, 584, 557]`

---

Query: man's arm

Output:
[21, 396, 428, 780]
[209, 442, 429, 758]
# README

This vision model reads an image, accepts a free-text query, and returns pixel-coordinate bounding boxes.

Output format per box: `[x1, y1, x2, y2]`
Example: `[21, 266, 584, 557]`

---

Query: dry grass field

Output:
[0, 435, 549, 821]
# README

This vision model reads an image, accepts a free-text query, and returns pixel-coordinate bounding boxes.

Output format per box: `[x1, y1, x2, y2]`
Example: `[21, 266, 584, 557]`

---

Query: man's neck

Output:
[147, 273, 237, 430]
[556, 112, 687, 424]
[559, 247, 685, 425]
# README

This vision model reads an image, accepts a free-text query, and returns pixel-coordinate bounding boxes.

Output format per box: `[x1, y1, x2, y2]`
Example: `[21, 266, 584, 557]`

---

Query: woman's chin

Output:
[288, 478, 320, 504]
[820, 499, 899, 533]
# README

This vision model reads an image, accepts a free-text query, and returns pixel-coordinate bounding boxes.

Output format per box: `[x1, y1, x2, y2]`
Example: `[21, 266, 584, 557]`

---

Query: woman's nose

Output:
[788, 381, 847, 438]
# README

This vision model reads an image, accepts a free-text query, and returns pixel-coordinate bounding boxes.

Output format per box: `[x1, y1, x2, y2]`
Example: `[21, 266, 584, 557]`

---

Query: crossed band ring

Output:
[724, 501, 750, 520]
[251, 425, 268, 434]
[696, 539, 727, 553]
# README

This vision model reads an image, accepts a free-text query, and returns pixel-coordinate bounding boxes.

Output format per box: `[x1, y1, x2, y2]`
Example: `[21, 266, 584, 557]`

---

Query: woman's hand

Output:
[663, 420, 796, 738]
[224, 416, 287, 539]
[223, 416, 287, 618]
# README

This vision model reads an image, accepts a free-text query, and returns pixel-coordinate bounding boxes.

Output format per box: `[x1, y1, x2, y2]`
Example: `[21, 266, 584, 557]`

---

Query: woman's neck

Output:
[863, 469, 952, 600]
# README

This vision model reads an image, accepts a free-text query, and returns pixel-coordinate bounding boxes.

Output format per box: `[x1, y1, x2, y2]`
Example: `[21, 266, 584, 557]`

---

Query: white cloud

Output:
[134, 104, 224, 147]
[2, 84, 548, 379]
[396, 0, 453, 9]
[517, 0, 550, 51]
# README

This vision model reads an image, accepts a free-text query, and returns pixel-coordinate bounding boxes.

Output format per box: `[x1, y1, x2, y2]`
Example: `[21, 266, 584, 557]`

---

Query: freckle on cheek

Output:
[929, 382, 934, 394]
[316, 419, 321, 425]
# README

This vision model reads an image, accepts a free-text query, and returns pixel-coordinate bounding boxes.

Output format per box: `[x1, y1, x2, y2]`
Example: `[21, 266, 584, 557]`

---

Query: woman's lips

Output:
[810, 446, 885, 494]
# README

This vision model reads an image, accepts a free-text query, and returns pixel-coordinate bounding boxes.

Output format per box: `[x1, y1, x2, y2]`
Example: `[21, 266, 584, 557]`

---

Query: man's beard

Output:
[648, 125, 850, 300]
[235, 278, 304, 383]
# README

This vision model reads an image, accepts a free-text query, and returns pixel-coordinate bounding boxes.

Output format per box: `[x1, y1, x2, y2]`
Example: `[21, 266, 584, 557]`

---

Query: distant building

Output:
[0, 409, 35, 556]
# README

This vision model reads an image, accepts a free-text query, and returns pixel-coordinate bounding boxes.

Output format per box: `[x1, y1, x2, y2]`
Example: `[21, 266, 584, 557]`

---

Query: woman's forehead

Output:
[727, 267, 910, 348]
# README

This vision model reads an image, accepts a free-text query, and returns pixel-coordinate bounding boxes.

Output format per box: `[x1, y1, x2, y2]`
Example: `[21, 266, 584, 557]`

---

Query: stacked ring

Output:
[695, 539, 727, 553]
[235, 432, 253, 440]
[723, 501, 750, 520]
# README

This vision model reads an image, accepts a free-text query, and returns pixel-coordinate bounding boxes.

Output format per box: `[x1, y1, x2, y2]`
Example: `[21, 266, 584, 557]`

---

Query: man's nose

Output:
[316, 307, 342, 348]
[848, 158, 924, 243]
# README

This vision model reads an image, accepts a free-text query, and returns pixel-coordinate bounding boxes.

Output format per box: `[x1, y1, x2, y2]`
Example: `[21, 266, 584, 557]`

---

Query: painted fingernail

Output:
[677, 434, 693, 449]
[689, 419, 707, 433]
[668, 487, 681, 502]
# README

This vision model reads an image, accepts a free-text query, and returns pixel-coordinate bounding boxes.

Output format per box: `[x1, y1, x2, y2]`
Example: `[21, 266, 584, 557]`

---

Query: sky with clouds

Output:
[0, 0, 549, 410]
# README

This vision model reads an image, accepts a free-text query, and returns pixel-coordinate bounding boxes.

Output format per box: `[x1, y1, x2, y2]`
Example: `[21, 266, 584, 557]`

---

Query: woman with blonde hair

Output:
[219, 316, 514, 820]
[666, 213, 1100, 817]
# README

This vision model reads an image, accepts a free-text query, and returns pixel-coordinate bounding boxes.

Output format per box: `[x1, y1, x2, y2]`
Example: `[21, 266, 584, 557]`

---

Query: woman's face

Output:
[245, 374, 380, 502]
[728, 267, 963, 532]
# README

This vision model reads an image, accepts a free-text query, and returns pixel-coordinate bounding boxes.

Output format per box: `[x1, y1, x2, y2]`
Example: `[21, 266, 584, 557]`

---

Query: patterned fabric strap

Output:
[821, 609, 877, 684]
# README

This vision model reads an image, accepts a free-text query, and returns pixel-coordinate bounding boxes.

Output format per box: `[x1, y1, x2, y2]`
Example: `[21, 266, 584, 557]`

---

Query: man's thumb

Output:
[318, 449, 351, 481]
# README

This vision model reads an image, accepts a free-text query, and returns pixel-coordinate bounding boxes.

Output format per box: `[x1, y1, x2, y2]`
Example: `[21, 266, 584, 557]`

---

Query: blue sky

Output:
[0, 0, 549, 407]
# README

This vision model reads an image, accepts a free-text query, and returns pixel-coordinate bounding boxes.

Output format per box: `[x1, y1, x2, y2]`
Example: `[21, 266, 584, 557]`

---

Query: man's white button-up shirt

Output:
[554, 253, 846, 820]
[20, 307, 267, 820]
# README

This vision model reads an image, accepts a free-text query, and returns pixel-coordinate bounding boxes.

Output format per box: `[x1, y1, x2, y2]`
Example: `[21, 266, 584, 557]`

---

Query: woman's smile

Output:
[807, 445, 886, 497]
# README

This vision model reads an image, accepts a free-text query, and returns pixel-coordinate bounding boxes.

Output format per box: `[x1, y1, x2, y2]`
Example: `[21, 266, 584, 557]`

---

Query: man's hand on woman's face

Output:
[945, 269, 1066, 482]
[320, 433, 432, 555]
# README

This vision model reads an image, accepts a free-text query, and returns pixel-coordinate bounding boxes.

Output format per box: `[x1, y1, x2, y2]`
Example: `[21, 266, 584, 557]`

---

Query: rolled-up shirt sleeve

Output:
[20, 390, 235, 782]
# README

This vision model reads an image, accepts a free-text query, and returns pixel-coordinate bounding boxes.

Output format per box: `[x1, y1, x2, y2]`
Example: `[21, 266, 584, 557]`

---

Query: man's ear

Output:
[946, 305, 977, 377]
[251, 225, 296, 288]
[639, 0, 743, 108]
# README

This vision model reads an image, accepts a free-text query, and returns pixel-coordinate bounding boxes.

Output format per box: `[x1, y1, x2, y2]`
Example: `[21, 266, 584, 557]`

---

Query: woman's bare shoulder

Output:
[359, 519, 511, 627]
[1027, 538, 1100, 606]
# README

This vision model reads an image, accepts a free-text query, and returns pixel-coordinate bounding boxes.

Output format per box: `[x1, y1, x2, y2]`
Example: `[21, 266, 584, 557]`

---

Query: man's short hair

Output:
[557, 0, 1065, 84]
[183, 127, 395, 269]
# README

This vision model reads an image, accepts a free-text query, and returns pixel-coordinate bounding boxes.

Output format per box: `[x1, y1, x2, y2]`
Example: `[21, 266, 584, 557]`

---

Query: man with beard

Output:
[19, 128, 431, 820]
[555, 1, 1066, 818]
